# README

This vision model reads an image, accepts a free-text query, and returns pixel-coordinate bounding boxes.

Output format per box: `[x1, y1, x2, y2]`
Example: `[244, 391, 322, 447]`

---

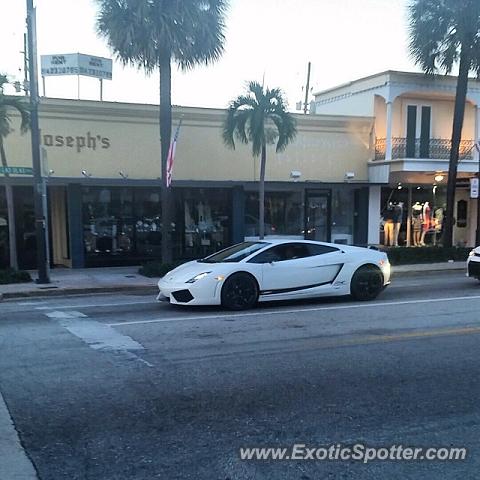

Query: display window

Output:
[244, 191, 303, 238]
[82, 187, 166, 265]
[380, 185, 446, 247]
[0, 187, 7, 268]
[180, 188, 231, 259]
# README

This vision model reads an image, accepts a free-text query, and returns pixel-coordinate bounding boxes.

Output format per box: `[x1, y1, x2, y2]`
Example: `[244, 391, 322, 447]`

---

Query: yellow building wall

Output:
[2, 99, 373, 183]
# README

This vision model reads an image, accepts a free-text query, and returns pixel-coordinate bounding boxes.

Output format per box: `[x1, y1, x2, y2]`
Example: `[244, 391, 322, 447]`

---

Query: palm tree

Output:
[223, 81, 297, 239]
[409, 0, 480, 247]
[96, 0, 228, 263]
[0, 75, 30, 270]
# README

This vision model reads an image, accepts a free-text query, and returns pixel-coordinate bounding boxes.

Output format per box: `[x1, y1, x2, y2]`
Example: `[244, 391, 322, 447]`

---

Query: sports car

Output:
[467, 246, 480, 280]
[157, 239, 390, 310]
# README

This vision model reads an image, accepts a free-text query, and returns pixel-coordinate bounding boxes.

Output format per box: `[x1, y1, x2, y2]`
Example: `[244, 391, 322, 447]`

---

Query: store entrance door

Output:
[305, 191, 331, 242]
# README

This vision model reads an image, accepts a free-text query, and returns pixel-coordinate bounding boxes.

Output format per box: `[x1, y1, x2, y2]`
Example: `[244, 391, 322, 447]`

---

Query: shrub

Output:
[0, 268, 32, 285]
[138, 261, 183, 278]
[383, 247, 470, 266]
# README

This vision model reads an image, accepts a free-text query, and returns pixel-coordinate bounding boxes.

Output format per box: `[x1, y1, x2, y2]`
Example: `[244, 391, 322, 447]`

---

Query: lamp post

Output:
[26, 0, 49, 283]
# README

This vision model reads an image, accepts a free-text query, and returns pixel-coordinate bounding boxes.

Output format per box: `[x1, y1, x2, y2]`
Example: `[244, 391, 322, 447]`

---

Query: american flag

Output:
[166, 120, 182, 188]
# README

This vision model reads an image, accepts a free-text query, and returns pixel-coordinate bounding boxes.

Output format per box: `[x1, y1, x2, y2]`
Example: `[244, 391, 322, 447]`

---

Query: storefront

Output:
[0, 97, 374, 269]
[379, 182, 475, 248]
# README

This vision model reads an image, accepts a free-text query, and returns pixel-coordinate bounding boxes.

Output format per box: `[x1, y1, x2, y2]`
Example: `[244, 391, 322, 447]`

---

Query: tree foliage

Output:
[409, 0, 480, 75]
[223, 81, 297, 157]
[96, 0, 228, 72]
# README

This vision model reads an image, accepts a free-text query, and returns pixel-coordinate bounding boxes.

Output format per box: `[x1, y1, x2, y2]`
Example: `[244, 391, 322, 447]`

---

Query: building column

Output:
[368, 185, 381, 245]
[67, 184, 85, 268]
[231, 186, 245, 244]
[385, 101, 393, 161]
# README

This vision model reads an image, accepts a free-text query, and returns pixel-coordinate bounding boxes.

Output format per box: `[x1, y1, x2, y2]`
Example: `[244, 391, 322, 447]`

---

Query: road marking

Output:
[169, 325, 480, 364]
[45, 311, 154, 367]
[107, 294, 480, 327]
[36, 300, 153, 310]
[0, 391, 38, 479]
[45, 310, 87, 319]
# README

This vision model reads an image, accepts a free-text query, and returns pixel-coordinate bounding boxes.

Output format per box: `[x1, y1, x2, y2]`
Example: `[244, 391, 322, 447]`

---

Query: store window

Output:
[181, 188, 231, 258]
[82, 186, 168, 265]
[331, 188, 355, 244]
[244, 191, 303, 238]
[380, 185, 446, 247]
[0, 187, 7, 268]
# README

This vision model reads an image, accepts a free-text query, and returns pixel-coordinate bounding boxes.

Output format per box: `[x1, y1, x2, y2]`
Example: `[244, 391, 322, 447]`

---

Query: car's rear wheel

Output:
[350, 265, 384, 301]
[221, 272, 259, 310]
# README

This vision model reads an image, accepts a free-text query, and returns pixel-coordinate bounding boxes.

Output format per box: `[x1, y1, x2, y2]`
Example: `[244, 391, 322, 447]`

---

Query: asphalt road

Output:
[1, 271, 480, 479]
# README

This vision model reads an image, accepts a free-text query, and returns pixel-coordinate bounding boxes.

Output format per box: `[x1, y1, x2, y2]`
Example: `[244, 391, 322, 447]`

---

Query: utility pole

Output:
[303, 62, 311, 115]
[26, 0, 50, 283]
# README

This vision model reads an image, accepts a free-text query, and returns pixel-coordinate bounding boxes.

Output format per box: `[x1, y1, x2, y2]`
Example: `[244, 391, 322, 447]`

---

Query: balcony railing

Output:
[375, 137, 475, 161]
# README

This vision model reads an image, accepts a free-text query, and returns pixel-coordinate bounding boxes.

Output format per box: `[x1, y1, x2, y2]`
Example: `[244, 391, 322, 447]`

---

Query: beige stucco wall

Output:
[2, 99, 373, 184]
[373, 95, 476, 141]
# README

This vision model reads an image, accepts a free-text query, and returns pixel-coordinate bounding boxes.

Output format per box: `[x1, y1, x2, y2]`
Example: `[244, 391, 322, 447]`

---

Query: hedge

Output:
[382, 247, 471, 266]
[138, 260, 184, 278]
[0, 268, 32, 285]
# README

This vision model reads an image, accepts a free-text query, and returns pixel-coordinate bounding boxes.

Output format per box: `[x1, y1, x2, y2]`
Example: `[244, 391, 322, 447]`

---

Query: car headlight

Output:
[186, 271, 211, 283]
[469, 250, 476, 257]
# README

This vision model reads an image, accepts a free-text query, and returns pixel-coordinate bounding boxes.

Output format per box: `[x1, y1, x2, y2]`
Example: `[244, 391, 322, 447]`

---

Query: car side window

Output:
[249, 243, 312, 263]
[248, 246, 284, 264]
[307, 244, 340, 256]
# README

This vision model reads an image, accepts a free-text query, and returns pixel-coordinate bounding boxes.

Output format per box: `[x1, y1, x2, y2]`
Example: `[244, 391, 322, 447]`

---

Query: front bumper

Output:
[157, 277, 222, 306]
[467, 257, 480, 278]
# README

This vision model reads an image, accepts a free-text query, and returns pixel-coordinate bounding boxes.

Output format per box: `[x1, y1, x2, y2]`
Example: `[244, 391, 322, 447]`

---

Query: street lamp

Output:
[26, 0, 49, 283]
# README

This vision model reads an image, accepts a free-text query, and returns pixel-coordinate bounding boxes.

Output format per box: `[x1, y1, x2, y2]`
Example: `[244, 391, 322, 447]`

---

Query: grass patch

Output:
[383, 247, 470, 265]
[0, 268, 32, 285]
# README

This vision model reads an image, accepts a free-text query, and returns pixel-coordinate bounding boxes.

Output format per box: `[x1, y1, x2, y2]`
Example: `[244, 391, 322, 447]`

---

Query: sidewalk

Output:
[0, 261, 466, 301]
[0, 266, 158, 300]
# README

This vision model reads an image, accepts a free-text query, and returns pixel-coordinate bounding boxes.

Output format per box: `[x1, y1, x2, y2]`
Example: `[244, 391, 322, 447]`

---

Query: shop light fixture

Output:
[397, 183, 403, 190]
[119, 171, 129, 179]
[434, 174, 444, 182]
[81, 170, 92, 178]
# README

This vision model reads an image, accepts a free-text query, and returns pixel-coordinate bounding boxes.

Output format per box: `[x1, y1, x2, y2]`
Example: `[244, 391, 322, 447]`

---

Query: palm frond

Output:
[408, 0, 480, 74]
[96, 0, 228, 73]
[223, 81, 296, 158]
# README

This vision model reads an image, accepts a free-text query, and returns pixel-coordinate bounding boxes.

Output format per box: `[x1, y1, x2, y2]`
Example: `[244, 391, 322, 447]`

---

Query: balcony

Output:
[375, 137, 475, 161]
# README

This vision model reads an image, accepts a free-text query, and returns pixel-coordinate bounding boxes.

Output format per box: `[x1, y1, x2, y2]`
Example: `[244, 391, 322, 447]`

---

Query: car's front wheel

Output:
[221, 272, 259, 310]
[350, 265, 384, 301]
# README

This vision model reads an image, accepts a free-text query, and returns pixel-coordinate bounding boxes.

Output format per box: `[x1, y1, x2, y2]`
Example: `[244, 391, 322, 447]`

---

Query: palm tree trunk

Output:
[259, 143, 266, 240]
[159, 53, 173, 264]
[0, 138, 18, 270]
[443, 47, 471, 248]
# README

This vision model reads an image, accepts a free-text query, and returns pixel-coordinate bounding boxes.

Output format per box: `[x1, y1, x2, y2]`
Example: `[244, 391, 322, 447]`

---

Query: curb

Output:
[0, 284, 158, 301]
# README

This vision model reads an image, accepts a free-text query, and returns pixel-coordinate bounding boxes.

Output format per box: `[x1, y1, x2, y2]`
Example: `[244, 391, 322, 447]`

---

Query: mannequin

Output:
[420, 201, 431, 246]
[412, 202, 423, 246]
[382, 203, 395, 247]
[392, 202, 403, 247]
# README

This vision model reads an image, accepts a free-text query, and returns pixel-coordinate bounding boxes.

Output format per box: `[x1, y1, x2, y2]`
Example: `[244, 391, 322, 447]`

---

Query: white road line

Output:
[107, 294, 480, 327]
[0, 391, 38, 480]
[36, 300, 152, 310]
[45, 311, 87, 319]
[45, 311, 154, 367]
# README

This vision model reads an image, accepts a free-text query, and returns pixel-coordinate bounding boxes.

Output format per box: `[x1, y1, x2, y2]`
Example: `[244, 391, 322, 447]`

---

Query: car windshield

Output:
[199, 241, 269, 263]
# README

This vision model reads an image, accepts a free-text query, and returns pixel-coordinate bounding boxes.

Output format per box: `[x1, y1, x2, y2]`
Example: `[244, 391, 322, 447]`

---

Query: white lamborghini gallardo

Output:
[157, 240, 390, 310]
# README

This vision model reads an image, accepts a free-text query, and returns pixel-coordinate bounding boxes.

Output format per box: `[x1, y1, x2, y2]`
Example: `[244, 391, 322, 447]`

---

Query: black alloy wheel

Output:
[221, 272, 259, 310]
[350, 265, 384, 301]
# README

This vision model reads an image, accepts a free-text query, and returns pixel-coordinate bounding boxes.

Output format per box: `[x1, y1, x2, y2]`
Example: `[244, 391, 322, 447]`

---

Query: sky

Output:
[0, 0, 420, 110]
